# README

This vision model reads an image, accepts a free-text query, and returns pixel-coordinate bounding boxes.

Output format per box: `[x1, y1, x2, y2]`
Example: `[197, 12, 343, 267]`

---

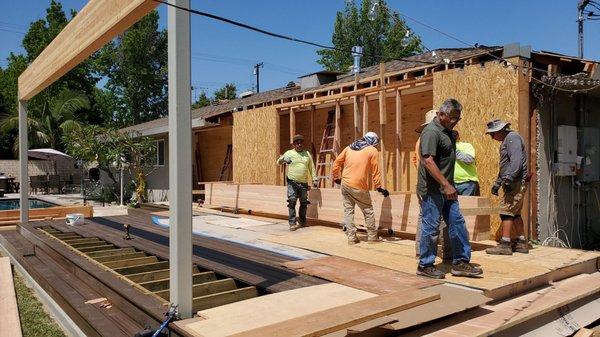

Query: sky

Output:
[1, 0, 600, 99]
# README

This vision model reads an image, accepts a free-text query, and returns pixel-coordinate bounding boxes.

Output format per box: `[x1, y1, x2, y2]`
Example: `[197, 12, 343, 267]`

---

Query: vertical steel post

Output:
[168, 0, 193, 318]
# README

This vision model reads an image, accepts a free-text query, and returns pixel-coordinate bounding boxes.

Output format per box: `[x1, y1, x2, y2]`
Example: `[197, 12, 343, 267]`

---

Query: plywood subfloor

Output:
[283, 256, 441, 294]
[264, 227, 600, 299]
[173, 283, 377, 337]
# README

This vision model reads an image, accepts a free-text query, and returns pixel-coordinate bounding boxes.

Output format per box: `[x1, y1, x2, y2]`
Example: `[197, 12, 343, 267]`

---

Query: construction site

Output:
[1, 1, 600, 337]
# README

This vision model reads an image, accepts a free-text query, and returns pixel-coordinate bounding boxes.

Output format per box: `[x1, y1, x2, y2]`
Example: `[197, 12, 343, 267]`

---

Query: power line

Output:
[0, 27, 25, 35]
[153, 0, 436, 65]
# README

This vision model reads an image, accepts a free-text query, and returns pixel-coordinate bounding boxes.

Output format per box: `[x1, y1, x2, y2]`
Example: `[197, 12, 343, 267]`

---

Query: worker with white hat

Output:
[333, 132, 389, 245]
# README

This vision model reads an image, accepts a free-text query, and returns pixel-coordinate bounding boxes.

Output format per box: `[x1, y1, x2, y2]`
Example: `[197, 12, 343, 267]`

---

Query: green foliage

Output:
[95, 10, 168, 127]
[0, 89, 88, 155]
[317, 0, 422, 72]
[63, 125, 156, 204]
[192, 91, 211, 109]
[213, 83, 237, 102]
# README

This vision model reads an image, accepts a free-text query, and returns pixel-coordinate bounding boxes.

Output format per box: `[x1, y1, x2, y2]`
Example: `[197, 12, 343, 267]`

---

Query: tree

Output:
[192, 91, 211, 109]
[317, 0, 422, 72]
[95, 10, 167, 127]
[63, 125, 156, 205]
[213, 83, 237, 102]
[0, 89, 88, 155]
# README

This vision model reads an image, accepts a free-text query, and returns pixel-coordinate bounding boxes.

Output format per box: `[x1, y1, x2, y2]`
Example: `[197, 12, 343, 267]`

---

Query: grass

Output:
[1, 252, 66, 337]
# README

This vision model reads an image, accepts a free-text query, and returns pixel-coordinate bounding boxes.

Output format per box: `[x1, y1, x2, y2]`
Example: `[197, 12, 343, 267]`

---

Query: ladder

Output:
[219, 144, 233, 181]
[315, 111, 337, 188]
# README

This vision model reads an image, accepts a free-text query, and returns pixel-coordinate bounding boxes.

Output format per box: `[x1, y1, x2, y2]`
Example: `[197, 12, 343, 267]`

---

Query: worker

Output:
[332, 132, 389, 245]
[277, 134, 318, 231]
[454, 131, 480, 196]
[417, 98, 483, 279]
[485, 119, 530, 255]
[413, 109, 451, 261]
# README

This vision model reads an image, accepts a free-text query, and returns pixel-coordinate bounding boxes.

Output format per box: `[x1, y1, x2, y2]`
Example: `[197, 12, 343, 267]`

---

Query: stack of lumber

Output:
[173, 283, 442, 337]
[0, 257, 22, 337]
[204, 183, 491, 241]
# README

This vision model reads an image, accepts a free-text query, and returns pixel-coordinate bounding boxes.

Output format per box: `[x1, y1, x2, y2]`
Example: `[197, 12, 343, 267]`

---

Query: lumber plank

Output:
[78, 244, 117, 253]
[114, 261, 169, 275]
[126, 269, 172, 284]
[18, 0, 158, 100]
[193, 286, 259, 312]
[103, 256, 159, 269]
[174, 283, 376, 337]
[283, 256, 440, 294]
[94, 252, 147, 263]
[0, 257, 22, 337]
[87, 247, 137, 258]
[139, 271, 217, 292]
[229, 290, 439, 337]
[155, 278, 237, 300]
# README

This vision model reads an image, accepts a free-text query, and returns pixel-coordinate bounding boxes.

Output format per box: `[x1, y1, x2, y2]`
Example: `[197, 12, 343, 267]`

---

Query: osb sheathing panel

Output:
[196, 126, 232, 182]
[233, 106, 279, 185]
[289, 91, 432, 191]
[433, 61, 519, 238]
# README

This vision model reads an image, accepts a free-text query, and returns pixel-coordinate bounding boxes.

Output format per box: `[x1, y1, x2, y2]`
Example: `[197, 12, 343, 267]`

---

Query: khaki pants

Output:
[341, 184, 377, 241]
[500, 181, 528, 217]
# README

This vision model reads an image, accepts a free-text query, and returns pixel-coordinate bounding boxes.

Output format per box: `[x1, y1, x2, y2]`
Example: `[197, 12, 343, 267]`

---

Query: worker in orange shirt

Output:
[332, 132, 389, 245]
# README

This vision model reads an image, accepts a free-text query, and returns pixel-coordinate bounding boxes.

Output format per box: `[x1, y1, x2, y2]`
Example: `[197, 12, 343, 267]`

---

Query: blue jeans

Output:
[418, 194, 471, 267]
[456, 181, 479, 196]
[287, 178, 308, 225]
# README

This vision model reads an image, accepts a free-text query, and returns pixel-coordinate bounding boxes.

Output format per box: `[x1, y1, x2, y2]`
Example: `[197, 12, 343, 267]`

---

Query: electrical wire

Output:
[152, 0, 436, 66]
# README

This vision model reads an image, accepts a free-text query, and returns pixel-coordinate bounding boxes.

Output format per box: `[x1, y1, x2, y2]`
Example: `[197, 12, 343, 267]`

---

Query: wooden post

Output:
[362, 96, 369, 135]
[310, 105, 315, 150]
[353, 74, 360, 139]
[516, 57, 531, 239]
[289, 106, 296, 144]
[334, 101, 341, 153]
[395, 89, 402, 191]
[379, 63, 387, 188]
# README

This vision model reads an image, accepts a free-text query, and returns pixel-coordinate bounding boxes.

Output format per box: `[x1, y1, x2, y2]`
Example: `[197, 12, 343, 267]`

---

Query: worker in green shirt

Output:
[277, 134, 318, 231]
[454, 131, 480, 196]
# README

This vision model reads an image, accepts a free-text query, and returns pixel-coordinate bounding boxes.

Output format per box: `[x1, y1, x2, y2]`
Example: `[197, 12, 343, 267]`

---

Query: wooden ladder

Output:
[219, 144, 233, 181]
[315, 111, 337, 188]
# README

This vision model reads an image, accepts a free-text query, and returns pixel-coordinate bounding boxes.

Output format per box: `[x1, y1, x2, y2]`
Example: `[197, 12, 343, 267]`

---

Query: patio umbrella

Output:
[28, 148, 73, 175]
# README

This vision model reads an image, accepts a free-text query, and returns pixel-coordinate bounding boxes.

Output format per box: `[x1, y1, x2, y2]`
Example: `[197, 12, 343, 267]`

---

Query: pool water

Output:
[0, 199, 56, 210]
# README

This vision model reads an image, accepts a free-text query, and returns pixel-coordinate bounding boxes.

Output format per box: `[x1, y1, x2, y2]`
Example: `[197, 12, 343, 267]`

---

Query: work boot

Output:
[513, 239, 530, 254]
[485, 240, 513, 255]
[298, 221, 308, 228]
[289, 224, 300, 231]
[416, 265, 445, 279]
[367, 235, 383, 244]
[348, 237, 360, 245]
[451, 261, 483, 277]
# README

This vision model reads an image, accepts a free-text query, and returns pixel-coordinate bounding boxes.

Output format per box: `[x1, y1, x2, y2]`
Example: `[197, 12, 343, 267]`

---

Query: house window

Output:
[155, 139, 165, 167]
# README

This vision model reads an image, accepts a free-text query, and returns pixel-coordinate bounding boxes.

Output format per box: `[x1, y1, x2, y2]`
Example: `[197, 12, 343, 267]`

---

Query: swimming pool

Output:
[0, 199, 57, 211]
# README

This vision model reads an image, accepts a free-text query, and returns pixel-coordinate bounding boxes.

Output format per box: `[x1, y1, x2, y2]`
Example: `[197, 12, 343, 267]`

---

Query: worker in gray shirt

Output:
[485, 119, 530, 255]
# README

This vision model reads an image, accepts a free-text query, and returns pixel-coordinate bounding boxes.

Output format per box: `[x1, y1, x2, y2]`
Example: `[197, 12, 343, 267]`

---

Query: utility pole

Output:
[253, 62, 263, 93]
[578, 0, 590, 58]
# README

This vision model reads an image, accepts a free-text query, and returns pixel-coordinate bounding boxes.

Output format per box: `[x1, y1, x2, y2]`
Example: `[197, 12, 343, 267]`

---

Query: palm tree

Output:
[0, 89, 89, 155]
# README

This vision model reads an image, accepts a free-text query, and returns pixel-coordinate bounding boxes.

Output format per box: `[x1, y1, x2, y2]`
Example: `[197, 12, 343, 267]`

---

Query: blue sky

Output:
[1, 0, 600, 99]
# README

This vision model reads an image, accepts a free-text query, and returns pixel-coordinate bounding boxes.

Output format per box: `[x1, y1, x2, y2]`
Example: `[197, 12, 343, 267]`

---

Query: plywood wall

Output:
[195, 126, 232, 183]
[232, 106, 279, 185]
[433, 61, 520, 237]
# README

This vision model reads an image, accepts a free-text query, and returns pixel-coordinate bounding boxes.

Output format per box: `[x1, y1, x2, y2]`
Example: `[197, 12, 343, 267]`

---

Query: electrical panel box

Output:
[578, 127, 600, 182]
[555, 125, 578, 176]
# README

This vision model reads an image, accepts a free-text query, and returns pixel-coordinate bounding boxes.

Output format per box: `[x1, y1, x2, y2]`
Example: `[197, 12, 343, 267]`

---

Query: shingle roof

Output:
[120, 47, 503, 134]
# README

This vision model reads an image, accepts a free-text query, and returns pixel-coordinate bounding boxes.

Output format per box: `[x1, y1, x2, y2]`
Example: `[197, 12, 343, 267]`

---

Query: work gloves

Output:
[377, 187, 390, 198]
[312, 179, 319, 188]
[502, 182, 513, 193]
[334, 178, 342, 185]
[282, 157, 292, 164]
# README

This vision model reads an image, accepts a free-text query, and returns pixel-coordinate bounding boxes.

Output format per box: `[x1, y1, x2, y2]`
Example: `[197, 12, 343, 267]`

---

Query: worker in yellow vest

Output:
[454, 131, 480, 196]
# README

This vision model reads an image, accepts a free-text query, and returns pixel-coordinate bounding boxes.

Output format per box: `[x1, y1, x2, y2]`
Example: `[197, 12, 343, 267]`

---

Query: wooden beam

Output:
[310, 105, 315, 151]
[193, 287, 259, 312]
[334, 101, 341, 154]
[155, 278, 237, 300]
[516, 57, 531, 238]
[18, 0, 158, 100]
[289, 106, 296, 144]
[139, 271, 217, 292]
[103, 256, 159, 269]
[362, 95, 369, 134]
[379, 64, 387, 188]
[395, 90, 402, 191]
[114, 261, 170, 275]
